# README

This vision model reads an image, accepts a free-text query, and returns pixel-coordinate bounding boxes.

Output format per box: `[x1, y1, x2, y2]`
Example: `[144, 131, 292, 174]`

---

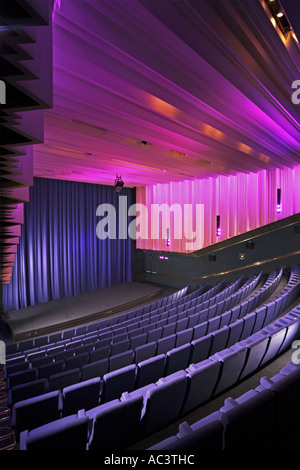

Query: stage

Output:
[2, 282, 165, 342]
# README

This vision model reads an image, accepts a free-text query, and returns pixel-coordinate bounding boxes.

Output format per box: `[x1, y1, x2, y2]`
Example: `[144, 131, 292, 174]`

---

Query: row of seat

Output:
[7, 264, 300, 448]
[5, 268, 278, 368]
[6, 266, 296, 413]
[4, 268, 284, 399]
[9, 273, 260, 365]
[15, 305, 300, 450]
[5, 281, 223, 357]
[5, 286, 261, 383]
[3, 267, 290, 413]
[149, 358, 300, 450]
[7, 280, 295, 407]
[4, 284, 194, 356]
[3, 271, 267, 373]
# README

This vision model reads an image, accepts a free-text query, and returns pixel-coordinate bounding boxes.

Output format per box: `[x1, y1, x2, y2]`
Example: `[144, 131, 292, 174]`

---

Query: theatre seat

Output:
[236, 334, 270, 380]
[164, 343, 191, 376]
[87, 396, 143, 450]
[101, 364, 136, 403]
[135, 355, 166, 389]
[62, 377, 101, 416]
[81, 358, 108, 381]
[89, 346, 110, 363]
[10, 390, 62, 438]
[8, 369, 39, 389]
[190, 335, 212, 363]
[109, 350, 134, 372]
[48, 369, 81, 392]
[156, 334, 176, 355]
[258, 326, 287, 367]
[176, 327, 194, 347]
[211, 347, 247, 396]
[140, 371, 187, 437]
[38, 360, 66, 379]
[174, 411, 224, 450]
[5, 362, 30, 377]
[20, 411, 89, 450]
[134, 342, 157, 363]
[256, 363, 300, 445]
[182, 358, 221, 415]
[210, 326, 230, 355]
[220, 388, 276, 450]
[8, 379, 48, 407]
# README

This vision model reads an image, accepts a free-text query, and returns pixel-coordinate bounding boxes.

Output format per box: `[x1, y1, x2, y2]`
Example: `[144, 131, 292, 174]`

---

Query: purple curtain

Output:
[2, 177, 134, 312]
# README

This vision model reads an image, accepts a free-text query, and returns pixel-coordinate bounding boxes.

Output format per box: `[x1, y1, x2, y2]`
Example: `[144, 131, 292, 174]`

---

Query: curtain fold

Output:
[136, 165, 300, 253]
[2, 177, 133, 312]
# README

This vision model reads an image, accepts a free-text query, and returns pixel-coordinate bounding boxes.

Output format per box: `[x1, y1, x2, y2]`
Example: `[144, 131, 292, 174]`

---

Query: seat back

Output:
[182, 359, 221, 415]
[9, 379, 48, 407]
[212, 347, 247, 396]
[48, 368, 81, 391]
[101, 364, 136, 403]
[11, 390, 61, 438]
[38, 360, 66, 379]
[21, 413, 89, 450]
[222, 389, 276, 450]
[109, 350, 134, 372]
[141, 372, 187, 437]
[88, 396, 143, 450]
[62, 377, 101, 416]
[81, 358, 108, 381]
[136, 355, 165, 389]
[165, 344, 191, 376]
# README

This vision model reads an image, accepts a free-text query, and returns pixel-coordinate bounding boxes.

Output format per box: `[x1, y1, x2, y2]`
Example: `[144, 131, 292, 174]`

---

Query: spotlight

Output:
[166, 228, 171, 247]
[277, 188, 282, 213]
[216, 215, 221, 238]
[114, 175, 124, 193]
[266, 0, 292, 35]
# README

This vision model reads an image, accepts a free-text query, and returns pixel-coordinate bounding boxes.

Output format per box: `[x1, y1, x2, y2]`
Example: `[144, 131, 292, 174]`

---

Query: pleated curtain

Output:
[2, 177, 134, 312]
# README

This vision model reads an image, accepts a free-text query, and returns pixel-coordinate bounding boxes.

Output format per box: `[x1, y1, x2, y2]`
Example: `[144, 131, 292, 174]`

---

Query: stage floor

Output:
[2, 282, 163, 341]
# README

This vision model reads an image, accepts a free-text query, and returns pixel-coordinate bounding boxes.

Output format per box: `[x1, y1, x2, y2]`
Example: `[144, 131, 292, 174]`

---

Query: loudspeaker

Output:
[209, 254, 216, 261]
[246, 241, 255, 249]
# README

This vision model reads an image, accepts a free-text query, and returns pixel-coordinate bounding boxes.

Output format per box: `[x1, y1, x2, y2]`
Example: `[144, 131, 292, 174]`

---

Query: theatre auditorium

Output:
[1, 0, 300, 452]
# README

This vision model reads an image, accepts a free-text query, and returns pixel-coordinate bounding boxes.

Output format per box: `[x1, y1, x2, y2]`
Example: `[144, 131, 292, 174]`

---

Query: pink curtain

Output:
[136, 165, 300, 253]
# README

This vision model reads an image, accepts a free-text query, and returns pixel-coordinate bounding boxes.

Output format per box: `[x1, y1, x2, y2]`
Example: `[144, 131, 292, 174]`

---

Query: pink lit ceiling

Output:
[33, 0, 300, 188]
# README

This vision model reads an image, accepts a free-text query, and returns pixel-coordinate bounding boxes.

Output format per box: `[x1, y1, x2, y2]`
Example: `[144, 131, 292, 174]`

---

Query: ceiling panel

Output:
[34, 0, 300, 187]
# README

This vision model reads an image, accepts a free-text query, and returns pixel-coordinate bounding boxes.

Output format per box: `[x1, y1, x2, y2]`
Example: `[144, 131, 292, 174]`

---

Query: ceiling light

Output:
[277, 11, 284, 17]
